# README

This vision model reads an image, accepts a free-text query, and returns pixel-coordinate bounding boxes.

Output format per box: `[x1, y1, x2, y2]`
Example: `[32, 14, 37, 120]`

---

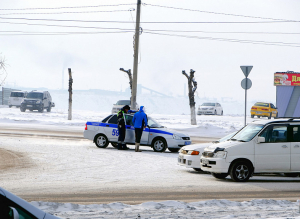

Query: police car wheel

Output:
[95, 134, 109, 148]
[152, 138, 167, 152]
[168, 148, 180, 153]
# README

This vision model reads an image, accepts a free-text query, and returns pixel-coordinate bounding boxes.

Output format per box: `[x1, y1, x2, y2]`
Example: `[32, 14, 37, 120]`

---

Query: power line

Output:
[0, 31, 133, 35]
[0, 17, 297, 24]
[144, 31, 300, 48]
[144, 29, 300, 35]
[0, 9, 134, 16]
[143, 3, 298, 22]
[0, 4, 136, 11]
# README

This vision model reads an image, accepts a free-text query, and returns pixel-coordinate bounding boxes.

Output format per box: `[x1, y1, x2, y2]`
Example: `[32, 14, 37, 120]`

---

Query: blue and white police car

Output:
[83, 113, 192, 152]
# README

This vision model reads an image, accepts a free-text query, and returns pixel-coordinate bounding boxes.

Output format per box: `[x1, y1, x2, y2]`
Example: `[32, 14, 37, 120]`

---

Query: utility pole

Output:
[120, 68, 133, 101]
[131, 0, 141, 110]
[68, 68, 73, 120]
[182, 69, 198, 125]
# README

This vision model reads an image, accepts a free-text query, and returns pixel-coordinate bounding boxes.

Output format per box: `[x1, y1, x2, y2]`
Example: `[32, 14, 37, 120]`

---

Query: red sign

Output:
[274, 72, 300, 86]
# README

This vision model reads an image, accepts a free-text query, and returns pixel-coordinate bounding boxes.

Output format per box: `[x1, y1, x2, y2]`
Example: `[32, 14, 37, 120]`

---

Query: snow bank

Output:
[31, 199, 300, 218]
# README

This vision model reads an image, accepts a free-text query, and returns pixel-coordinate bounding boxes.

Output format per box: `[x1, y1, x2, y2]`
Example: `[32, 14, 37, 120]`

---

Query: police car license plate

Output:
[185, 141, 191, 145]
[202, 159, 209, 164]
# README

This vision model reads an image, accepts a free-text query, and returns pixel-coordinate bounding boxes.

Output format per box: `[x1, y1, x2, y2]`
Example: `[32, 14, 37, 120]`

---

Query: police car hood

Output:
[181, 143, 211, 151]
[204, 140, 241, 152]
[151, 128, 189, 137]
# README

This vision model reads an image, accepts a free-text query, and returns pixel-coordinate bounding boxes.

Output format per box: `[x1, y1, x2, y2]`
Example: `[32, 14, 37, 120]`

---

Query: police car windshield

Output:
[231, 124, 264, 142]
[201, 103, 215, 106]
[27, 92, 43, 99]
[148, 117, 164, 128]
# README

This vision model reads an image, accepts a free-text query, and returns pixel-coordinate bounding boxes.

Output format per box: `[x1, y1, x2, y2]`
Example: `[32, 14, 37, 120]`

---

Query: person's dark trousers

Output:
[118, 126, 126, 150]
[135, 128, 143, 143]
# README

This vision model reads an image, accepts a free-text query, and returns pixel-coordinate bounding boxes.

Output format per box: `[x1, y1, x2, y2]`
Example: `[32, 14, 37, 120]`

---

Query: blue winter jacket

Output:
[132, 106, 148, 129]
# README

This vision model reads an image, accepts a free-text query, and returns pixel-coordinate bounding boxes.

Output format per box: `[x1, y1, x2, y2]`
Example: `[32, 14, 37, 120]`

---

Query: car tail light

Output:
[191, 151, 200, 155]
[85, 123, 87, 130]
[251, 107, 257, 110]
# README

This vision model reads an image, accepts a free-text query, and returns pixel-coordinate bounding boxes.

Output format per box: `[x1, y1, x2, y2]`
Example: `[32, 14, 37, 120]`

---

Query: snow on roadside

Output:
[31, 199, 300, 219]
[0, 107, 267, 137]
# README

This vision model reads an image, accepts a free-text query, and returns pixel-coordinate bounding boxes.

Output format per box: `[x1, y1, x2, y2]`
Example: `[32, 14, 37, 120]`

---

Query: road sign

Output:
[240, 66, 253, 78]
[241, 78, 252, 90]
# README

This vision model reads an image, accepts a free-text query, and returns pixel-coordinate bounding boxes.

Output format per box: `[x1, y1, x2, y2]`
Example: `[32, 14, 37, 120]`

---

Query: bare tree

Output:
[182, 69, 197, 125]
[0, 55, 7, 86]
[120, 68, 133, 102]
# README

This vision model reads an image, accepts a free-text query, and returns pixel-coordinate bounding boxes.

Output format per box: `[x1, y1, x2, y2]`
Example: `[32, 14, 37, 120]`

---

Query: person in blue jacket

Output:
[132, 106, 148, 152]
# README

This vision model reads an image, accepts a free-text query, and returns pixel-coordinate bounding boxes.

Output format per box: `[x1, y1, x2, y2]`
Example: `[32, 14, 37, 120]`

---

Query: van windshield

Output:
[10, 92, 24, 97]
[231, 124, 264, 142]
[27, 92, 43, 99]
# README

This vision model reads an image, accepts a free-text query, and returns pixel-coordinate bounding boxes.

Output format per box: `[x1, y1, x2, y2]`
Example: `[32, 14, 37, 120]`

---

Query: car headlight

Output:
[187, 150, 200, 155]
[36, 100, 41, 104]
[172, 134, 182, 140]
[213, 151, 227, 158]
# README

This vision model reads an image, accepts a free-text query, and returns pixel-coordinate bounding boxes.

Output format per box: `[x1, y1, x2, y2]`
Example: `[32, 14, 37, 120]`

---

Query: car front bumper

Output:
[198, 110, 215, 115]
[200, 157, 230, 173]
[178, 154, 201, 168]
[21, 103, 43, 110]
[167, 139, 192, 148]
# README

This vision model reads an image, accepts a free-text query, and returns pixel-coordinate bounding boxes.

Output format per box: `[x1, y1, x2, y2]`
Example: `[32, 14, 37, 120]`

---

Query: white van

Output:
[201, 119, 300, 182]
[8, 91, 28, 108]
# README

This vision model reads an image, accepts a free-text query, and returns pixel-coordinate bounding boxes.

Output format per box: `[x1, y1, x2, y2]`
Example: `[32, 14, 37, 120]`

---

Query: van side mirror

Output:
[257, 137, 265, 143]
[9, 207, 19, 219]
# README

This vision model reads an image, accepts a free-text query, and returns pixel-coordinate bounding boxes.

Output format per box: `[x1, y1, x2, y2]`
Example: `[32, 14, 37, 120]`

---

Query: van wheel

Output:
[94, 134, 109, 148]
[212, 173, 228, 179]
[47, 106, 52, 112]
[9, 105, 12, 108]
[230, 161, 252, 182]
[152, 137, 167, 152]
[20, 107, 26, 112]
[168, 148, 180, 152]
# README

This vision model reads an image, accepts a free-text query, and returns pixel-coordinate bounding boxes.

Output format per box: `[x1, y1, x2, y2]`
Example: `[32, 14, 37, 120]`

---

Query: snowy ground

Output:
[32, 199, 300, 219]
[1, 107, 299, 219]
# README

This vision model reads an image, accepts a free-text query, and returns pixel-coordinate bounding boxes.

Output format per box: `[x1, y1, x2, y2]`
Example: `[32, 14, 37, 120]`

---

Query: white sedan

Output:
[178, 132, 236, 171]
[197, 102, 223, 115]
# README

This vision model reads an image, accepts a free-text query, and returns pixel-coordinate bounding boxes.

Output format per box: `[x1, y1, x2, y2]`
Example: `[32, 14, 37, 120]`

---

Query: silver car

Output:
[197, 102, 223, 115]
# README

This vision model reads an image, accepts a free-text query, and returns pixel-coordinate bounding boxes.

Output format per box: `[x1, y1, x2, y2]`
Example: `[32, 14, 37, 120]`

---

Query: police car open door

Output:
[125, 115, 149, 144]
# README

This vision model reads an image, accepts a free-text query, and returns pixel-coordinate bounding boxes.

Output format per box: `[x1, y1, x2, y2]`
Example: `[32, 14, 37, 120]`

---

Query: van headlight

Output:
[172, 134, 182, 140]
[213, 151, 227, 158]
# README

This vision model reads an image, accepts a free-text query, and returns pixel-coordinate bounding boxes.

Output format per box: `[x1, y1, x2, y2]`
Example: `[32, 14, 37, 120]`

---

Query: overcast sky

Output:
[1, 0, 300, 102]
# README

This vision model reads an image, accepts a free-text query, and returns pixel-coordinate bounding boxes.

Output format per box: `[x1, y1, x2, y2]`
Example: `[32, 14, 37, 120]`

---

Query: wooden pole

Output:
[68, 68, 73, 120]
